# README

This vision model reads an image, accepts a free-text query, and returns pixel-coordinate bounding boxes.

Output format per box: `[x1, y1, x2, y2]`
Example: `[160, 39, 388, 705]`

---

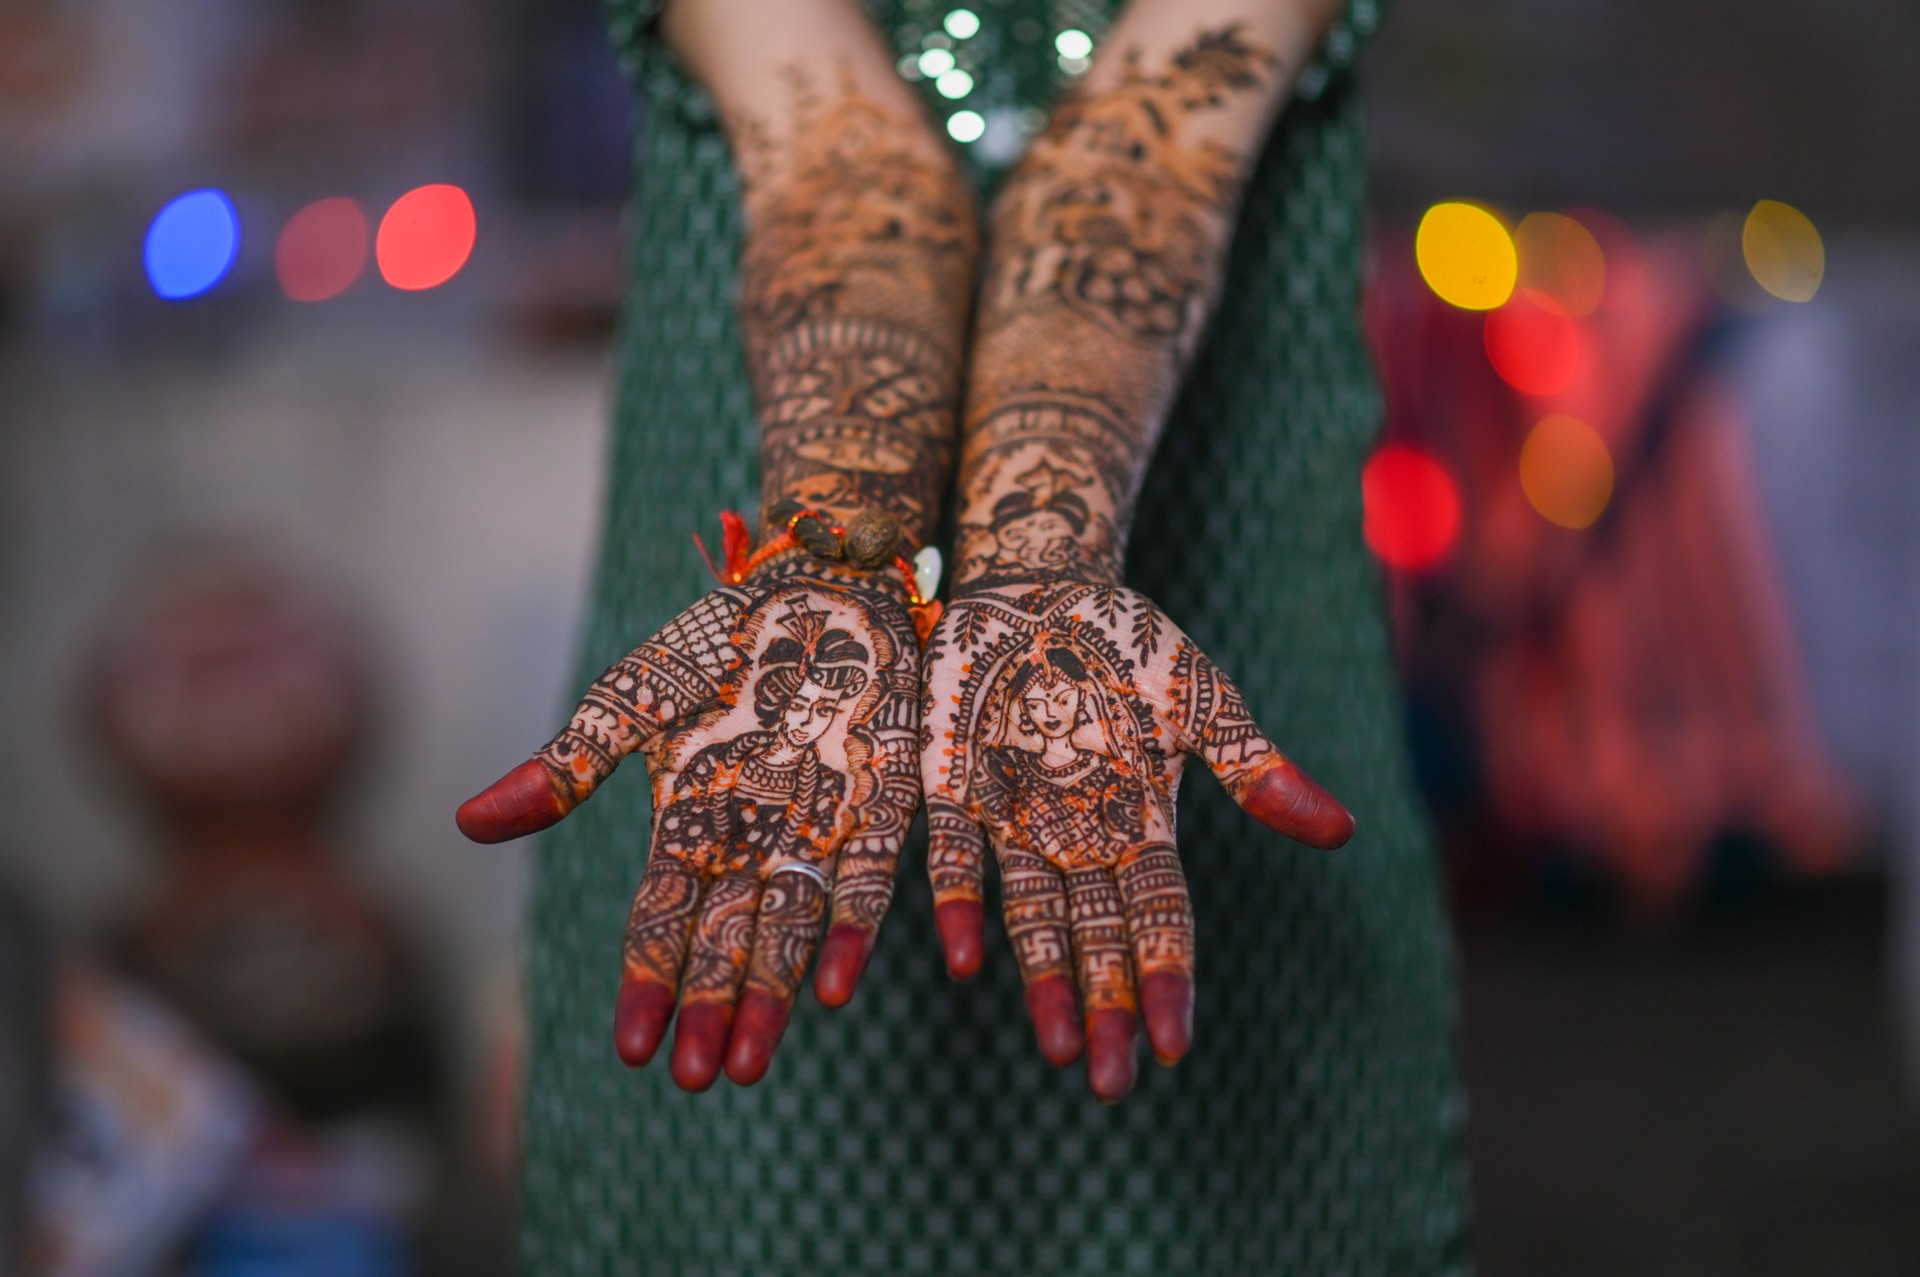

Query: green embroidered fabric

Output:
[520, 2, 1467, 1272]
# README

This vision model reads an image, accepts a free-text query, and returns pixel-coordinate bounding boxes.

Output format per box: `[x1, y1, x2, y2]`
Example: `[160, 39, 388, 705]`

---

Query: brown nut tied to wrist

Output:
[793, 515, 844, 559]
[843, 510, 906, 570]
[765, 498, 806, 528]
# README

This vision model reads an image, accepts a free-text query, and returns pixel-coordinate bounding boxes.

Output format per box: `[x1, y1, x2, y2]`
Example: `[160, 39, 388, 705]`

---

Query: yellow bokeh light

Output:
[1514, 212, 1607, 316]
[1415, 202, 1517, 310]
[1743, 200, 1824, 303]
[1520, 414, 1614, 529]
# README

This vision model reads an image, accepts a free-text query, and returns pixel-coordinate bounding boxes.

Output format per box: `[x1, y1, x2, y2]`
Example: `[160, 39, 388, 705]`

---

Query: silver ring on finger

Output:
[767, 861, 830, 892]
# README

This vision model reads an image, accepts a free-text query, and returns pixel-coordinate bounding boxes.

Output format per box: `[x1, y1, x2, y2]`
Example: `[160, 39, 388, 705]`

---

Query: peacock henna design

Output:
[461, 558, 921, 1092]
[736, 68, 977, 541]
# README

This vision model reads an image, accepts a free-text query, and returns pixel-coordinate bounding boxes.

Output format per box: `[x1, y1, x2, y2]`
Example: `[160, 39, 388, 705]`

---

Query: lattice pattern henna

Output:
[458, 556, 927, 1087]
[536, 589, 751, 803]
[523, 0, 1461, 1251]
[925, 796, 986, 905]
[919, 572, 1342, 1094]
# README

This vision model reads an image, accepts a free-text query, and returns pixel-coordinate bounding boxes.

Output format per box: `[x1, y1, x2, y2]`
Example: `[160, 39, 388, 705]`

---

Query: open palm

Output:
[920, 576, 1354, 1101]
[458, 559, 919, 1090]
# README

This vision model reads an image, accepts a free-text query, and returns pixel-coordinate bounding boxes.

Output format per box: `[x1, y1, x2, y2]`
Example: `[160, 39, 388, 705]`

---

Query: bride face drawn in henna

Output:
[753, 619, 870, 753]
[973, 640, 1150, 871]
[654, 599, 877, 876]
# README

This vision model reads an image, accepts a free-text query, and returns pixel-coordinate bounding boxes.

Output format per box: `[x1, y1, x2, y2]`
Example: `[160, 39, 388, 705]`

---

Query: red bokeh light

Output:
[1362, 444, 1461, 571]
[275, 198, 369, 302]
[376, 184, 476, 291]
[1483, 289, 1585, 396]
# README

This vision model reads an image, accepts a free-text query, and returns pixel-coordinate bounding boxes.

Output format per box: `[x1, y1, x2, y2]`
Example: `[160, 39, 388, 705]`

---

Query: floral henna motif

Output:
[461, 560, 920, 1091]
[920, 577, 1352, 1101]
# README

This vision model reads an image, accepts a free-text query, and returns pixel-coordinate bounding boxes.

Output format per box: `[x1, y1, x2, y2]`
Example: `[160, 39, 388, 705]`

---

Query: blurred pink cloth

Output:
[1368, 224, 1863, 906]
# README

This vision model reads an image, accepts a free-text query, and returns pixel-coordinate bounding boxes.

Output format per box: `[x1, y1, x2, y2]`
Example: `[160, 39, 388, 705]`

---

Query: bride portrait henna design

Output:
[922, 580, 1352, 1102]
[925, 24, 1351, 1102]
[462, 57, 971, 1090]
[463, 560, 920, 1091]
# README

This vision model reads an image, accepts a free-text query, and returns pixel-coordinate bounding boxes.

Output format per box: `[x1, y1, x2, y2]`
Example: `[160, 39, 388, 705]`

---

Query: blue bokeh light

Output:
[144, 189, 241, 299]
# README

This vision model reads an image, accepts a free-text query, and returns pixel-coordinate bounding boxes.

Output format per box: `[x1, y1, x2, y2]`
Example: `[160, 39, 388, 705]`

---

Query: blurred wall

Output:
[0, 314, 608, 1080]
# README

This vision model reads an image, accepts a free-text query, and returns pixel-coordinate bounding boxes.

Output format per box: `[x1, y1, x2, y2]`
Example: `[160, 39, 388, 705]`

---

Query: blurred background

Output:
[0, 0, 1914, 1273]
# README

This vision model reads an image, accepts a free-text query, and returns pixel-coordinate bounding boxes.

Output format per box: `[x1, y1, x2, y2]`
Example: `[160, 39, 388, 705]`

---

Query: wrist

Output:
[743, 548, 912, 606]
[951, 502, 1123, 593]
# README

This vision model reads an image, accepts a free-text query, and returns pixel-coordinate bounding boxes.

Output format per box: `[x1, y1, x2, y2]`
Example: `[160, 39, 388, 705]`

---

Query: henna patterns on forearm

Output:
[460, 63, 972, 1097]
[955, 28, 1276, 585]
[982, 28, 1272, 351]
[735, 70, 977, 541]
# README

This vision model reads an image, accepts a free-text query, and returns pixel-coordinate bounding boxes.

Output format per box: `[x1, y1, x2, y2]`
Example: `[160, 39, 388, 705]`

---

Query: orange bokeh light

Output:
[1363, 444, 1461, 571]
[1484, 290, 1585, 397]
[1519, 414, 1614, 529]
[275, 197, 369, 302]
[376, 184, 476, 291]
[1514, 212, 1607, 316]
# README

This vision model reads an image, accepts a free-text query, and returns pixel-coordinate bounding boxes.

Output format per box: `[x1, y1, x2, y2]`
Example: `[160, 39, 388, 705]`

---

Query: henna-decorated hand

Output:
[458, 558, 920, 1091]
[920, 576, 1354, 1102]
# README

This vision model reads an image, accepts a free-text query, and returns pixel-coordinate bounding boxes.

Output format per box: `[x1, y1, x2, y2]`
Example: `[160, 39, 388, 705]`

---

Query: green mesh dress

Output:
[521, 1, 1466, 1272]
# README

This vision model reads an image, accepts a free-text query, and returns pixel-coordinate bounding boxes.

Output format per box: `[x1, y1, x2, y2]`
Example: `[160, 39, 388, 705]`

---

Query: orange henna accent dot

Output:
[813, 923, 875, 1008]
[455, 758, 571, 844]
[723, 989, 793, 1086]
[612, 976, 677, 1067]
[669, 1003, 732, 1093]
[1241, 761, 1356, 850]
[1085, 1008, 1139, 1103]
[1139, 971, 1193, 1066]
[935, 899, 984, 980]
[1025, 976, 1084, 1067]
